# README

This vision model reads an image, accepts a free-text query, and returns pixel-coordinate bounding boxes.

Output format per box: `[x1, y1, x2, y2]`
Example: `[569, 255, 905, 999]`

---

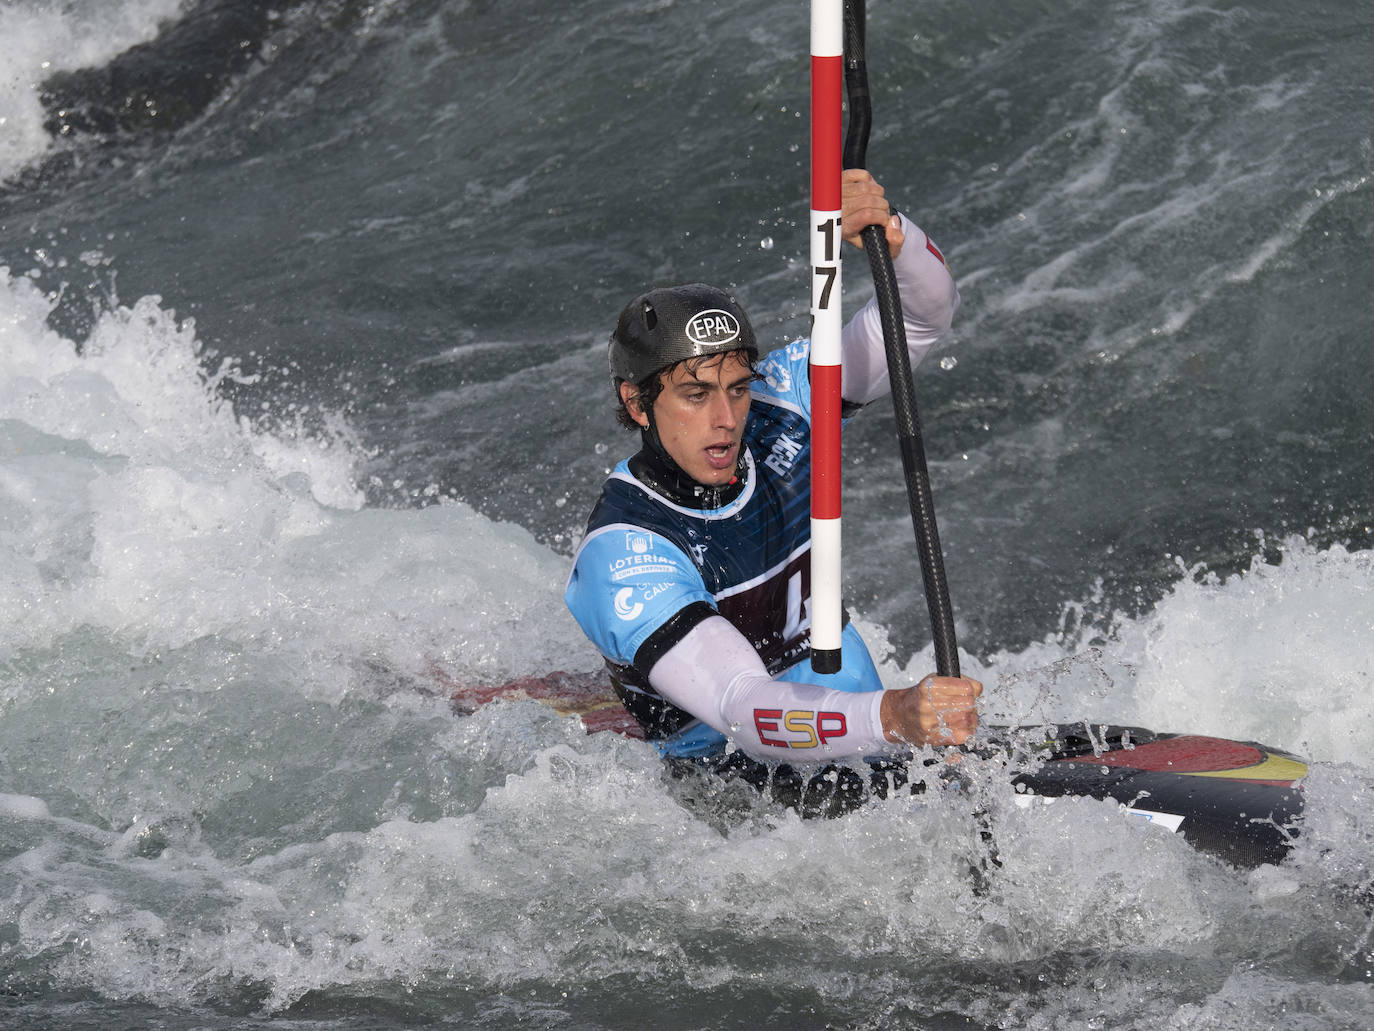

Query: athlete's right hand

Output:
[842, 168, 905, 257]
[880, 675, 983, 748]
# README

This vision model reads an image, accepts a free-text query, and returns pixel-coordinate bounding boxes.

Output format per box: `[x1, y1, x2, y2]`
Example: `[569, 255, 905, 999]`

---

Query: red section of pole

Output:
[810, 1, 843, 672]
[810, 363, 843, 521]
[810, 56, 843, 212]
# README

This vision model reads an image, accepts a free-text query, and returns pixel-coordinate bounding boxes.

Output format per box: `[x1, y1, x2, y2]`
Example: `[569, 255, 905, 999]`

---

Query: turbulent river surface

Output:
[2, 1, 1372, 1028]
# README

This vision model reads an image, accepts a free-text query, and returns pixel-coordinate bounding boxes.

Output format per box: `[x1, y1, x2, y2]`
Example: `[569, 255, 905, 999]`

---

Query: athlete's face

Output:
[622, 351, 754, 487]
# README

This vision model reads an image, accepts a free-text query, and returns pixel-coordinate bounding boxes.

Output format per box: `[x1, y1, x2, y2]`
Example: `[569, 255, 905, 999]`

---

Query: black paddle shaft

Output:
[842, 0, 960, 678]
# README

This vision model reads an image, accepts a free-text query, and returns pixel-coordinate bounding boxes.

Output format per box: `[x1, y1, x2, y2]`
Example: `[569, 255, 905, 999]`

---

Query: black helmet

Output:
[609, 283, 758, 385]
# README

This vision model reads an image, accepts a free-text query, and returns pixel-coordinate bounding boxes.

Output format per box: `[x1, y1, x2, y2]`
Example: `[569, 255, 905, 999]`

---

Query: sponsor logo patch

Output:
[685, 308, 741, 347]
[764, 364, 791, 393]
[763, 431, 803, 477]
[609, 554, 676, 581]
[614, 587, 644, 621]
[609, 530, 675, 580]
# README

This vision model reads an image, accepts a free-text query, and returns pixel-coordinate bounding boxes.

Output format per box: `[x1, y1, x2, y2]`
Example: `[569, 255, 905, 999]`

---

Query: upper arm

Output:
[564, 525, 714, 666]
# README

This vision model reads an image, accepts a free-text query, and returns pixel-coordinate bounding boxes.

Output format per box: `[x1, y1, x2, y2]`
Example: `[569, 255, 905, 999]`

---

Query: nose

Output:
[712, 391, 738, 429]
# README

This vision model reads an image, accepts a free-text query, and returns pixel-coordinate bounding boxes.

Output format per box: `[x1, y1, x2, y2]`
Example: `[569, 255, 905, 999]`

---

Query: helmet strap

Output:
[640, 404, 674, 472]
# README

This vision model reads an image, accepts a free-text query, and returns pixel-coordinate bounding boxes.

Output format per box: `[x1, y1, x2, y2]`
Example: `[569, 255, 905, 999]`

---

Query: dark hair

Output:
[613, 349, 762, 430]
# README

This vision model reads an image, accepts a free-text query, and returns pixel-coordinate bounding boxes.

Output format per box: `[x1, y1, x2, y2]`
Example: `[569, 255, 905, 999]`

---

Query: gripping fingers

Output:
[881, 675, 984, 747]
[840, 169, 893, 247]
[920, 675, 982, 745]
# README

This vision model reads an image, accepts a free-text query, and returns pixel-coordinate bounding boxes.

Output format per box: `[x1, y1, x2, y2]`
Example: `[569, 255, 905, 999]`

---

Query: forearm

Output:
[647, 616, 889, 761]
[840, 213, 960, 405]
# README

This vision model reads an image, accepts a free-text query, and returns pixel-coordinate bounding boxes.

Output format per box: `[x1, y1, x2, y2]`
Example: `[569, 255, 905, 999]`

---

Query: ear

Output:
[619, 381, 650, 429]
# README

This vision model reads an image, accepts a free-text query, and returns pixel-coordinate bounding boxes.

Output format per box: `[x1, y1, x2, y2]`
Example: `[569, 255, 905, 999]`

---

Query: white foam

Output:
[881, 534, 1374, 767]
[0, 0, 187, 182]
[1121, 540, 1374, 763]
[0, 270, 597, 687]
[0, 792, 51, 820]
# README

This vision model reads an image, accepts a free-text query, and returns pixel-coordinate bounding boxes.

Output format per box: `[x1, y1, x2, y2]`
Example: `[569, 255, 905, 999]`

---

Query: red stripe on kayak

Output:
[1053, 735, 1263, 773]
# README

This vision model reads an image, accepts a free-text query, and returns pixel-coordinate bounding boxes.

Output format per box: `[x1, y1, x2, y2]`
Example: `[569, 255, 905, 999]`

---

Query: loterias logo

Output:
[685, 309, 740, 347]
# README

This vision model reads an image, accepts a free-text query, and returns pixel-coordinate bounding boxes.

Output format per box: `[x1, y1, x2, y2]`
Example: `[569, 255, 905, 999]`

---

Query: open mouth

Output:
[704, 442, 736, 469]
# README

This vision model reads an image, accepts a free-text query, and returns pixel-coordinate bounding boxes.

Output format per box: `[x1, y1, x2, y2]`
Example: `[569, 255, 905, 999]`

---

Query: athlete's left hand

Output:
[842, 169, 905, 258]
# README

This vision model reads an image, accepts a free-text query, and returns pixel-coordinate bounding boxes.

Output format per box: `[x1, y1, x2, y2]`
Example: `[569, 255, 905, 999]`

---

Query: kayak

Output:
[995, 723, 1305, 869]
[447, 671, 1305, 869]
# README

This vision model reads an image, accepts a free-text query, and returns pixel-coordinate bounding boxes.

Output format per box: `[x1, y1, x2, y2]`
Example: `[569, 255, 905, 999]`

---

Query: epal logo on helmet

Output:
[684, 309, 741, 348]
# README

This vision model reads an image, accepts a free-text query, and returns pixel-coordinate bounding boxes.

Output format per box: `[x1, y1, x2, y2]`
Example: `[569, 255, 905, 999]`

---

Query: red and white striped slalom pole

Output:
[809, 0, 844, 675]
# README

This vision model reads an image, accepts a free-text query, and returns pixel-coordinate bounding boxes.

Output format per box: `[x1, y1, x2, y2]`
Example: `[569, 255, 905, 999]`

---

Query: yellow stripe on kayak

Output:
[1182, 752, 1307, 782]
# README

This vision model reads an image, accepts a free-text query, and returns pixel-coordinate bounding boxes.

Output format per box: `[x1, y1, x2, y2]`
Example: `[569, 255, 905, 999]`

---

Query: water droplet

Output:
[939, 355, 958, 370]
[594, 442, 608, 455]
[759, 237, 774, 251]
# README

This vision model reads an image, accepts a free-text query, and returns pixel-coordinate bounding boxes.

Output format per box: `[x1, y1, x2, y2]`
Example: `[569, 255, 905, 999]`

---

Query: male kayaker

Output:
[565, 170, 981, 809]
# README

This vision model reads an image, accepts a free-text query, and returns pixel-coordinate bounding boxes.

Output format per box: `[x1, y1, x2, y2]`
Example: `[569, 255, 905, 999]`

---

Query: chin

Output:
[692, 470, 732, 487]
